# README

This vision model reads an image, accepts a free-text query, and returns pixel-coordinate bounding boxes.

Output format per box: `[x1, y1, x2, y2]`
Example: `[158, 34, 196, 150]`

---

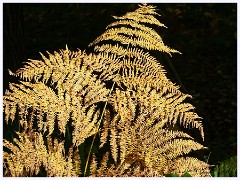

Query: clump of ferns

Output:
[3, 3, 211, 177]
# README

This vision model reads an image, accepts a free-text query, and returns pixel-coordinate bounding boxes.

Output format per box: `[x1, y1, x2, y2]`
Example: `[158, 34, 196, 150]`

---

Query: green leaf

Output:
[211, 156, 237, 177]
[166, 173, 179, 177]
[181, 172, 192, 177]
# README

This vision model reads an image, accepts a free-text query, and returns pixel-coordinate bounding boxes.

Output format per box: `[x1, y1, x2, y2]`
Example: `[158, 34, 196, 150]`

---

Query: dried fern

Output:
[89, 3, 204, 138]
[4, 48, 110, 145]
[3, 131, 80, 177]
[3, 3, 210, 177]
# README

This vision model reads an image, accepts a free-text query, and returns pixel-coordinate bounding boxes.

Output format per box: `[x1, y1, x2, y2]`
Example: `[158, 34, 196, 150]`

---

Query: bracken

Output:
[3, 3, 211, 177]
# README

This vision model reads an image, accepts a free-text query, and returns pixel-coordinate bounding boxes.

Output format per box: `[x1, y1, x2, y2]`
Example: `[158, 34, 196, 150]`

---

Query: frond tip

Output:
[89, 3, 181, 56]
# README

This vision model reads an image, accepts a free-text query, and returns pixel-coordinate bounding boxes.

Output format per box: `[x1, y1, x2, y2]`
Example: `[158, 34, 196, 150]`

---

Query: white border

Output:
[0, 1, 238, 179]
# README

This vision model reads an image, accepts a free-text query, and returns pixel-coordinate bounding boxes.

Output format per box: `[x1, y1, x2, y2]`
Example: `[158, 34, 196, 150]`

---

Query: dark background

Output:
[3, 3, 237, 169]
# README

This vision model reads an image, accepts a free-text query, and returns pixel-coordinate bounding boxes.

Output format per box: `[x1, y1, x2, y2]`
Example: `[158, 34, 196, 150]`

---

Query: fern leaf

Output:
[167, 157, 211, 177]
[212, 156, 237, 177]
[96, 152, 110, 174]
[3, 3, 210, 177]
[90, 154, 98, 175]
[110, 125, 118, 163]
[72, 106, 100, 147]
[99, 110, 111, 148]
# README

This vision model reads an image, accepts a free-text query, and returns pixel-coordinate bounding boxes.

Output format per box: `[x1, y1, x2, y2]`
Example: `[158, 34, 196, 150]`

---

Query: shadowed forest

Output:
[3, 3, 237, 176]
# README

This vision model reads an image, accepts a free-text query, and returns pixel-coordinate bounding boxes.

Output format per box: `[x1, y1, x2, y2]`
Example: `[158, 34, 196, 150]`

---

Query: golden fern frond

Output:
[94, 44, 163, 70]
[43, 136, 80, 177]
[3, 81, 60, 134]
[110, 125, 118, 163]
[107, 19, 161, 34]
[99, 109, 111, 148]
[89, 3, 180, 56]
[4, 48, 110, 137]
[122, 125, 209, 176]
[119, 127, 129, 164]
[108, 86, 203, 140]
[113, 57, 182, 96]
[4, 131, 80, 177]
[93, 44, 180, 96]
[135, 3, 160, 16]
[90, 154, 98, 175]
[109, 89, 136, 125]
[3, 3, 210, 177]
[3, 132, 44, 177]
[90, 27, 179, 55]
[100, 90, 209, 176]
[93, 152, 110, 175]
[93, 47, 183, 98]
[10, 47, 112, 91]
[161, 93, 204, 139]
[88, 3, 184, 106]
[90, 152, 162, 177]
[90, 153, 210, 177]
[154, 138, 205, 160]
[167, 157, 211, 177]
[72, 105, 101, 147]
[111, 4, 165, 27]
[73, 148, 81, 175]
[10, 48, 86, 83]
[112, 11, 162, 26]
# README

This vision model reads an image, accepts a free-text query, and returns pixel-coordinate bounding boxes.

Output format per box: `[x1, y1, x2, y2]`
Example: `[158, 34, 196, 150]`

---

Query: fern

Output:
[89, 3, 204, 138]
[4, 131, 80, 177]
[3, 3, 211, 177]
[212, 156, 237, 177]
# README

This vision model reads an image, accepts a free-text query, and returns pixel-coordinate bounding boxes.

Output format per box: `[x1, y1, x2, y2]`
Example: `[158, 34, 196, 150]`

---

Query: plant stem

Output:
[83, 68, 120, 177]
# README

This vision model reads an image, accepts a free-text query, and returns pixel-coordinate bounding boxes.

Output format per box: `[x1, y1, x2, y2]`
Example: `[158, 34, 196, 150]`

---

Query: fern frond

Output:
[4, 131, 80, 177]
[161, 139, 204, 159]
[113, 57, 182, 95]
[94, 152, 110, 175]
[90, 27, 179, 55]
[90, 152, 162, 177]
[212, 156, 237, 177]
[136, 3, 160, 15]
[99, 109, 111, 148]
[72, 106, 101, 147]
[167, 157, 211, 177]
[4, 49, 110, 137]
[119, 128, 129, 164]
[3, 3, 210, 177]
[102, 95, 208, 176]
[112, 12, 165, 27]
[110, 125, 118, 163]
[90, 154, 98, 175]
[89, 3, 180, 56]
[107, 19, 159, 33]
[73, 148, 81, 175]
[4, 81, 60, 134]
